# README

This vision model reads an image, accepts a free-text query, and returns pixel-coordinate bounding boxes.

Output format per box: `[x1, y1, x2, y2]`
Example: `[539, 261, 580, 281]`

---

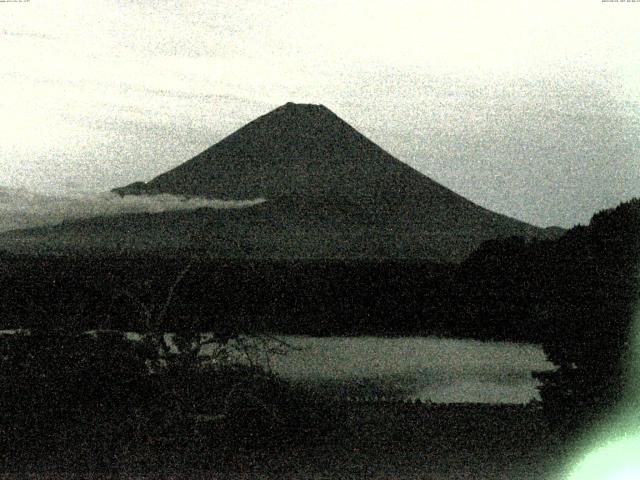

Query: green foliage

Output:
[0, 328, 321, 469]
[535, 198, 640, 432]
[447, 198, 639, 433]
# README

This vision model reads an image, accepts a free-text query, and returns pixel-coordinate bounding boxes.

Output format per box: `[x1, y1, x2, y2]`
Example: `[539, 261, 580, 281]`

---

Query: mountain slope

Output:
[115, 102, 469, 203]
[0, 103, 560, 262]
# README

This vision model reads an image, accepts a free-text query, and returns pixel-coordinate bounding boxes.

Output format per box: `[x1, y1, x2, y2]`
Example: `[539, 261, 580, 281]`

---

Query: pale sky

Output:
[1, 0, 639, 227]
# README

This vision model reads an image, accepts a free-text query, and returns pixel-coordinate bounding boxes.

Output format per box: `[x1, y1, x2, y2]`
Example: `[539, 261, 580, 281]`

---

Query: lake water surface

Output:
[2, 330, 555, 404]
[261, 336, 556, 404]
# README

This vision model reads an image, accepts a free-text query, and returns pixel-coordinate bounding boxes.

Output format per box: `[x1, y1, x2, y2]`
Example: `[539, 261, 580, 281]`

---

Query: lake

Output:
[2, 330, 555, 404]
[206, 335, 556, 404]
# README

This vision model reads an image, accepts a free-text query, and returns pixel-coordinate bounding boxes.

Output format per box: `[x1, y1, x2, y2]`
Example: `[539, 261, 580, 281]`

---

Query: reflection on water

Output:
[260, 336, 556, 404]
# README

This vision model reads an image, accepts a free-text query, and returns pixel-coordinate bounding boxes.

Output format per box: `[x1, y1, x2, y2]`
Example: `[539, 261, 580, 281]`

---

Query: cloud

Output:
[1, 0, 639, 230]
[0, 187, 265, 233]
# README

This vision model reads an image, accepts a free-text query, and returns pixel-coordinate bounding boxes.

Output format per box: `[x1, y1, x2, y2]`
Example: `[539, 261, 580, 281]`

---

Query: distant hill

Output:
[0, 103, 562, 262]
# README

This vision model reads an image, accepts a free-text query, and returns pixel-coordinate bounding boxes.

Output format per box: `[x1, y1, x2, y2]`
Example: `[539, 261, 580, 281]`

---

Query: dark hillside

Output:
[0, 254, 452, 335]
[0, 103, 560, 263]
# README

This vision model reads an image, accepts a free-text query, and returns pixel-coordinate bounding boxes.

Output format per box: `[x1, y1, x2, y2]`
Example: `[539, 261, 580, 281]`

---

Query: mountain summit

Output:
[3, 103, 559, 262]
[114, 101, 450, 204]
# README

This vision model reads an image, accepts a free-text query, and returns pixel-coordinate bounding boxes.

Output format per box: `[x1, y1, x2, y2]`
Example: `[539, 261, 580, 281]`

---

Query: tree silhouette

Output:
[535, 198, 640, 433]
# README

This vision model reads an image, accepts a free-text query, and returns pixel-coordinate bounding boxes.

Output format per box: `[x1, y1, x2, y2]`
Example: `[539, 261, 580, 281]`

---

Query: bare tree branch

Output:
[156, 259, 194, 326]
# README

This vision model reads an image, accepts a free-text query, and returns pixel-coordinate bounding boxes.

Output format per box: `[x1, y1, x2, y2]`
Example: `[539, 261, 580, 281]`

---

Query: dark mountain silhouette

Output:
[114, 102, 484, 203]
[1, 103, 561, 262]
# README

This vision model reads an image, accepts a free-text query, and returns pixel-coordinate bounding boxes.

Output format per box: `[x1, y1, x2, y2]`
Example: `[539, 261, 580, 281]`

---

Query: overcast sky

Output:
[1, 0, 639, 227]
